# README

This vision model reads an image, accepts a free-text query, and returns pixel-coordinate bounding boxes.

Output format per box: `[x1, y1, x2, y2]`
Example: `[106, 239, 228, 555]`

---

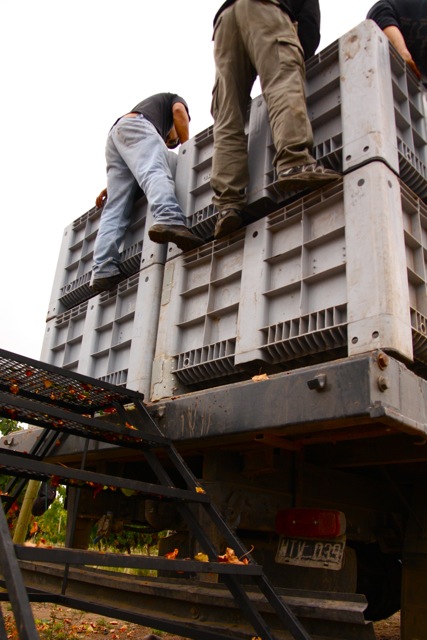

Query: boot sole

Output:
[149, 227, 204, 252]
[277, 173, 340, 193]
[90, 274, 123, 293]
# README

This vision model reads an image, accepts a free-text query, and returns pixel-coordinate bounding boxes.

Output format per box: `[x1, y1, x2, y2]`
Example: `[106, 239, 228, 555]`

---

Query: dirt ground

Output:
[1, 602, 182, 640]
[1, 602, 401, 639]
[374, 613, 401, 640]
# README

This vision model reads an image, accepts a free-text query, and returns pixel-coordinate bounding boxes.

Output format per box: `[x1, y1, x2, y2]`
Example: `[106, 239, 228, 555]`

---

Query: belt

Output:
[122, 112, 143, 118]
[111, 112, 144, 129]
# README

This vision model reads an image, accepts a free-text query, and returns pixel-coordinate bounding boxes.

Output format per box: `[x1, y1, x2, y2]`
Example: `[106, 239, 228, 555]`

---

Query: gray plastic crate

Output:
[41, 264, 165, 398]
[341, 20, 427, 193]
[400, 182, 427, 366]
[175, 125, 216, 219]
[245, 20, 427, 202]
[236, 162, 414, 368]
[152, 162, 424, 401]
[46, 195, 165, 320]
[151, 232, 246, 398]
[46, 152, 179, 320]
[172, 20, 427, 255]
[41, 163, 427, 402]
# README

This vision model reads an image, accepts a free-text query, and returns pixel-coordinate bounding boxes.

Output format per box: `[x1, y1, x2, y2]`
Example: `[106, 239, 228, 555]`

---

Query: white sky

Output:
[0, 0, 376, 360]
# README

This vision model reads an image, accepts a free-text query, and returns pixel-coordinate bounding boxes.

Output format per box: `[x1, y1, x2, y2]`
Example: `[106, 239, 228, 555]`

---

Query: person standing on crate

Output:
[90, 92, 203, 293]
[367, 0, 427, 83]
[210, 0, 340, 240]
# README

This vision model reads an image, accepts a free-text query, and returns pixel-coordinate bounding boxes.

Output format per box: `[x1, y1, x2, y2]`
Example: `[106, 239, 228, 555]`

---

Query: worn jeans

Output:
[210, 0, 315, 211]
[92, 115, 185, 278]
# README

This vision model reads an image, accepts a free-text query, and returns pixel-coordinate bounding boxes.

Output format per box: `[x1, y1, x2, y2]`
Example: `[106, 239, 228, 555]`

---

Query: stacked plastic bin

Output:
[42, 20, 427, 401]
[41, 190, 169, 396]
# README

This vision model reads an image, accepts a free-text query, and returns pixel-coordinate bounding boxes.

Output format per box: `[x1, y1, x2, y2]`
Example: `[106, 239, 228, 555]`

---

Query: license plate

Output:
[275, 535, 345, 570]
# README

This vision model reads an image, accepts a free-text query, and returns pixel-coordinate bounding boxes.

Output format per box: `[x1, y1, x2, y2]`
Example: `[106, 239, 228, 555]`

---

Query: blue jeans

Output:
[92, 115, 186, 278]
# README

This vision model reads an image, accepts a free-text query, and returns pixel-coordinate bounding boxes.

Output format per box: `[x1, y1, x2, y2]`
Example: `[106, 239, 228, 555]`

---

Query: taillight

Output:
[275, 508, 346, 539]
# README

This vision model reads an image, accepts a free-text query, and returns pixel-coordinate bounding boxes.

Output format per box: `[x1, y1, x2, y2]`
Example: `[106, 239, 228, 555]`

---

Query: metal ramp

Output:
[0, 347, 313, 640]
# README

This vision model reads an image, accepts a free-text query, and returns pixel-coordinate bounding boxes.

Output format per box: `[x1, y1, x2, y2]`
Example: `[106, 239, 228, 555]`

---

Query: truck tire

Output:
[354, 543, 401, 621]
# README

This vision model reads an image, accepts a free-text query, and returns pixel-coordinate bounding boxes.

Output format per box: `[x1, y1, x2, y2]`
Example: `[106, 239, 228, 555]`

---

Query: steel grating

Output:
[0, 347, 144, 412]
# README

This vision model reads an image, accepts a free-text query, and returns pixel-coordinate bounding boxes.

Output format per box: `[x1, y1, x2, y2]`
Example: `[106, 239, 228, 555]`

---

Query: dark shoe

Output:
[214, 209, 242, 240]
[148, 223, 204, 252]
[90, 273, 123, 293]
[277, 163, 340, 193]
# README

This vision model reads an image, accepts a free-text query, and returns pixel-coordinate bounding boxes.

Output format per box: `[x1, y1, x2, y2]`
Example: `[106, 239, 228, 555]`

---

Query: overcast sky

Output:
[0, 0, 376, 360]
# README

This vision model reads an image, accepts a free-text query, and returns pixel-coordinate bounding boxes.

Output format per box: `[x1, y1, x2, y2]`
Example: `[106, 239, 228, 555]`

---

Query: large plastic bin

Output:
[41, 164, 427, 401]
[41, 263, 165, 398]
[152, 162, 425, 400]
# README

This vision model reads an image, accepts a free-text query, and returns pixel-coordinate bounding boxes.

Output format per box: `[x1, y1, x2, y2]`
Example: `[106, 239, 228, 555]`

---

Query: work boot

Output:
[214, 209, 242, 240]
[89, 273, 123, 293]
[277, 163, 340, 193]
[148, 223, 204, 252]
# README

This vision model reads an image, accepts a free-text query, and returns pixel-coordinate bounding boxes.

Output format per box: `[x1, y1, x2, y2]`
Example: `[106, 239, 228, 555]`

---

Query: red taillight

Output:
[275, 508, 346, 538]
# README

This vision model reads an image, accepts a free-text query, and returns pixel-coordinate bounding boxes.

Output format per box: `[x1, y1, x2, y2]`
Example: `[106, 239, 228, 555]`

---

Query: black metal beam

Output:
[0, 451, 210, 503]
[0, 565, 376, 640]
[0, 501, 40, 640]
[14, 545, 262, 576]
[0, 347, 144, 411]
[0, 390, 168, 448]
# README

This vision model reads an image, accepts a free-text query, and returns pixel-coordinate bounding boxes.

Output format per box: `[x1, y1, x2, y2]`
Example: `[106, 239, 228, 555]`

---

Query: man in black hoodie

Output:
[210, 0, 339, 239]
[367, 0, 427, 82]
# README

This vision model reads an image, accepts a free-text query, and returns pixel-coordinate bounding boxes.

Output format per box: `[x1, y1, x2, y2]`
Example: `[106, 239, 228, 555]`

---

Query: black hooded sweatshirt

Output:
[367, 0, 427, 78]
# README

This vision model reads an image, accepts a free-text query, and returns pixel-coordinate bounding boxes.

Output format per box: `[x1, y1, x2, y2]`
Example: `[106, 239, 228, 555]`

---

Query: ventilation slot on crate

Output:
[59, 273, 92, 308]
[411, 309, 427, 365]
[262, 306, 347, 364]
[99, 369, 128, 387]
[398, 143, 427, 201]
[175, 340, 237, 385]
[188, 204, 217, 238]
[120, 241, 143, 274]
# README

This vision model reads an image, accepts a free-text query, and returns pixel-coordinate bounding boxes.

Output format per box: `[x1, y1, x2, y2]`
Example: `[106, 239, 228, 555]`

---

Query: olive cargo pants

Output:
[210, 0, 315, 211]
